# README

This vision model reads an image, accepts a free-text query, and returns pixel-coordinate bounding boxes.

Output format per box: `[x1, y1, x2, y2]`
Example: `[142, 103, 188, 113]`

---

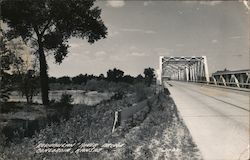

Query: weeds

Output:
[134, 83, 151, 102]
[48, 93, 74, 122]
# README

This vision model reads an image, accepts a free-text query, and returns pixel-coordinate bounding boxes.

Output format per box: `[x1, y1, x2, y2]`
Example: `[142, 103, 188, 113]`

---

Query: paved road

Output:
[165, 81, 249, 160]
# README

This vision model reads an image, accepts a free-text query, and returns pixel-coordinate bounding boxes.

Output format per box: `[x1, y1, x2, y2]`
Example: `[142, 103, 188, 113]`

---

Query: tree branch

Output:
[30, 36, 38, 41]
[33, 25, 40, 38]
[41, 19, 52, 36]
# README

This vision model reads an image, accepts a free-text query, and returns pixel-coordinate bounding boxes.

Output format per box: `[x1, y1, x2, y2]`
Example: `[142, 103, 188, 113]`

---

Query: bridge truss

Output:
[212, 69, 250, 88]
[159, 56, 209, 84]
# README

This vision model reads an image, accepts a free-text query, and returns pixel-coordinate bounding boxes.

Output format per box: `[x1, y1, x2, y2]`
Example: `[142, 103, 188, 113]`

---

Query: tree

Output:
[135, 74, 144, 83]
[98, 73, 105, 80]
[0, 34, 12, 102]
[72, 74, 88, 85]
[0, 31, 25, 102]
[19, 70, 39, 103]
[1, 0, 107, 105]
[122, 75, 134, 84]
[48, 77, 57, 83]
[107, 68, 124, 82]
[57, 76, 71, 84]
[144, 68, 155, 87]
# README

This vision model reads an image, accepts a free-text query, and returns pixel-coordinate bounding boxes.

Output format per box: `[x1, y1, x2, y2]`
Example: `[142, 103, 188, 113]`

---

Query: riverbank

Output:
[8, 90, 113, 105]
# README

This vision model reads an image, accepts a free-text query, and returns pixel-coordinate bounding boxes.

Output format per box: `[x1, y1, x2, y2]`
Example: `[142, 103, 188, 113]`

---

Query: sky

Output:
[45, 0, 249, 77]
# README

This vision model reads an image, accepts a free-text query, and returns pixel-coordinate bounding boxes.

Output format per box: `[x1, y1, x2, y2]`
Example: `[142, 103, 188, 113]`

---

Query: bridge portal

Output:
[159, 56, 209, 84]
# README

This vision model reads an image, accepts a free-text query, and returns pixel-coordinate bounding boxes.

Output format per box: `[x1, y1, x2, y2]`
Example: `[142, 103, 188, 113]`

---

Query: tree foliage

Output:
[19, 70, 39, 103]
[0, 32, 40, 104]
[144, 67, 155, 87]
[57, 76, 71, 84]
[107, 68, 124, 82]
[0, 35, 12, 102]
[48, 68, 148, 86]
[0, 32, 27, 102]
[122, 75, 134, 84]
[1, 0, 107, 104]
[71, 74, 88, 85]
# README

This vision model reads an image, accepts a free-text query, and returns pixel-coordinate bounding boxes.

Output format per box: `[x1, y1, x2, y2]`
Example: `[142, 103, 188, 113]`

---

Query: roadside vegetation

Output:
[1, 85, 202, 159]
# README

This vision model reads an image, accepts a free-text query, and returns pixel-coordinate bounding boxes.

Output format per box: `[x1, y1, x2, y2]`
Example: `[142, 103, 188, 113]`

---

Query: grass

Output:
[0, 85, 202, 160]
[96, 93, 202, 160]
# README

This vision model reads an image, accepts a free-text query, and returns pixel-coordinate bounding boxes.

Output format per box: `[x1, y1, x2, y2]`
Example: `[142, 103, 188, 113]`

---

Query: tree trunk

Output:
[38, 38, 49, 105]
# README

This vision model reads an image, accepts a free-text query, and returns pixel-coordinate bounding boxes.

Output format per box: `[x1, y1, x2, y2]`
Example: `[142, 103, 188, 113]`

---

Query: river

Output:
[8, 90, 113, 106]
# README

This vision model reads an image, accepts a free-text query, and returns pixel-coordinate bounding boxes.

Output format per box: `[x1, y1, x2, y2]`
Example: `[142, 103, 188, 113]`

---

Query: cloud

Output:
[212, 39, 218, 43]
[182, 1, 197, 4]
[143, 1, 153, 6]
[84, 51, 90, 55]
[121, 28, 156, 34]
[176, 44, 184, 47]
[178, 11, 183, 15]
[199, 1, 222, 6]
[154, 48, 173, 55]
[232, 54, 243, 57]
[95, 51, 106, 56]
[183, 1, 222, 6]
[131, 52, 146, 57]
[129, 46, 137, 50]
[229, 36, 241, 39]
[70, 43, 82, 48]
[145, 30, 156, 34]
[107, 0, 125, 8]
[71, 52, 80, 56]
[109, 30, 120, 37]
[110, 55, 124, 61]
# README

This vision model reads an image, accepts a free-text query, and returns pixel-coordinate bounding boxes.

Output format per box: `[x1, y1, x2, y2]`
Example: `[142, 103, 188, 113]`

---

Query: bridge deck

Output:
[165, 81, 249, 160]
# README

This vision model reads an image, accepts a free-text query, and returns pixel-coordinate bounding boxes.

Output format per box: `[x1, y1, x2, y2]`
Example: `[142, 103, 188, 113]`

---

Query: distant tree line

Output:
[48, 67, 155, 86]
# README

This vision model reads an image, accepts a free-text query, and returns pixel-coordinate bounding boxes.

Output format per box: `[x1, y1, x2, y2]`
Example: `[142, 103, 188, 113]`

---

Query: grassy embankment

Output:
[0, 82, 202, 160]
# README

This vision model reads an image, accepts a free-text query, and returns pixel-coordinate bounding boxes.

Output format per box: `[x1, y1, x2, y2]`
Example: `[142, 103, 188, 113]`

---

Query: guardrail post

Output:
[159, 56, 163, 85]
[112, 110, 121, 133]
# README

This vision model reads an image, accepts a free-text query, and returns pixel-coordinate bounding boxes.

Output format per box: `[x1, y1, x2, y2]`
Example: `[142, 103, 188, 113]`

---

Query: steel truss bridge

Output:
[158, 56, 250, 159]
[159, 56, 250, 89]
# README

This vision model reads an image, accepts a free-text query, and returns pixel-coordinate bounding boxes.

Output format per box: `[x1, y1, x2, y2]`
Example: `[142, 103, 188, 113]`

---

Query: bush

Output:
[111, 90, 124, 100]
[60, 93, 73, 104]
[48, 93, 74, 122]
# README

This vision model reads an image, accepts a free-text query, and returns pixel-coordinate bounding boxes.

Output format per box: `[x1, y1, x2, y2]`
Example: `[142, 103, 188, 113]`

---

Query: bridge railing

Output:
[178, 80, 250, 90]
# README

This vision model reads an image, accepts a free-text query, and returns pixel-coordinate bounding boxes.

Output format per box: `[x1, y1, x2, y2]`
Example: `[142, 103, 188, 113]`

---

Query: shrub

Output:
[48, 93, 74, 122]
[111, 90, 124, 100]
[60, 93, 73, 104]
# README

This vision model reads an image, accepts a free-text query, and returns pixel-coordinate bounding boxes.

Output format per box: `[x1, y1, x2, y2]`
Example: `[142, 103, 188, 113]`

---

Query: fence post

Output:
[112, 110, 121, 133]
